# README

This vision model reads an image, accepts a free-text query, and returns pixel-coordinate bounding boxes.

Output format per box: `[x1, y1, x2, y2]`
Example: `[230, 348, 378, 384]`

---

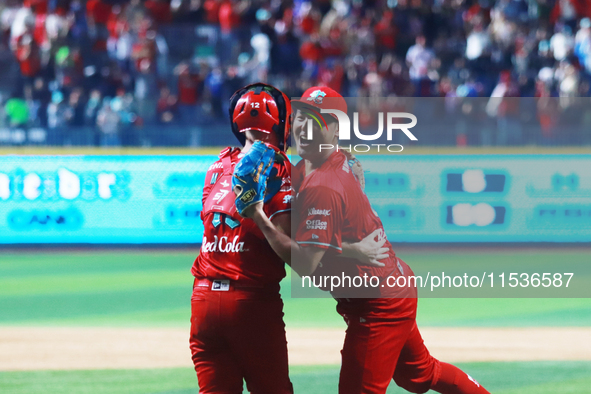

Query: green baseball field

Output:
[1, 249, 590, 393]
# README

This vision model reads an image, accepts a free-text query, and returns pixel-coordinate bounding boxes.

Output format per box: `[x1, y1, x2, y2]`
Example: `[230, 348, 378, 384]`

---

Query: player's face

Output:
[292, 109, 338, 161]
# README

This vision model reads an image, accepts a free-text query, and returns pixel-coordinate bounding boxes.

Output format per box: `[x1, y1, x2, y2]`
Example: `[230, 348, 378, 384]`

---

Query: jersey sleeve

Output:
[295, 185, 343, 253]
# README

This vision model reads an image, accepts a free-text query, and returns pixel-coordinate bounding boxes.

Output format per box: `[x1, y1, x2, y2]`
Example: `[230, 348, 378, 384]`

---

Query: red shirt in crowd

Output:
[203, 0, 220, 24]
[178, 72, 201, 105]
[374, 12, 397, 51]
[219, 1, 240, 33]
[145, 0, 172, 24]
[15, 34, 41, 77]
[299, 14, 318, 35]
[300, 41, 322, 62]
[87, 0, 113, 24]
[25, 0, 48, 15]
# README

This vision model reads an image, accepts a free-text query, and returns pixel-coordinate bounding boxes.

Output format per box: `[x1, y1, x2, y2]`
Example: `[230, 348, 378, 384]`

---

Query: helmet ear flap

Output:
[269, 89, 290, 151]
[280, 91, 292, 149]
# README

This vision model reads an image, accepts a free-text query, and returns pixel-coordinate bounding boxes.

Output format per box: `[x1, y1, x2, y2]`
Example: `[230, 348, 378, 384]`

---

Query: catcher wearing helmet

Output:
[189, 83, 294, 394]
[189, 83, 388, 393]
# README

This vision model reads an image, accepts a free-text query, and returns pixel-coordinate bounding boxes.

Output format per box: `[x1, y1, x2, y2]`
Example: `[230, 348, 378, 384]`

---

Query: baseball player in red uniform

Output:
[189, 83, 294, 394]
[190, 83, 387, 394]
[244, 87, 491, 394]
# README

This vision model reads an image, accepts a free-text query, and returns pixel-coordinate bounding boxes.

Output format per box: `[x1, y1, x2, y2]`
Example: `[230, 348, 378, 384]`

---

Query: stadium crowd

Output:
[1, 0, 591, 146]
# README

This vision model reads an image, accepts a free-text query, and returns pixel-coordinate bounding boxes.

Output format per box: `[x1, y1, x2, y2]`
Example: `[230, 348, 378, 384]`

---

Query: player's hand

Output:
[239, 200, 263, 219]
[353, 229, 389, 267]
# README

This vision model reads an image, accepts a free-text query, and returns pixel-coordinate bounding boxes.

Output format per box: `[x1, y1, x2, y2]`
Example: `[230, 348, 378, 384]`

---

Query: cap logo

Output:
[307, 90, 326, 104]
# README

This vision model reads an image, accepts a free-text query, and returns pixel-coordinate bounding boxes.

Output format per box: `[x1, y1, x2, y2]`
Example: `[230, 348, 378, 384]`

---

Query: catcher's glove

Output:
[232, 141, 277, 216]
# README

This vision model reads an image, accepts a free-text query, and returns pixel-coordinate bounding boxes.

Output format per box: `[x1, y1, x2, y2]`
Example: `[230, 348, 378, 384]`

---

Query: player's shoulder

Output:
[206, 158, 224, 173]
[309, 151, 355, 190]
[206, 147, 241, 173]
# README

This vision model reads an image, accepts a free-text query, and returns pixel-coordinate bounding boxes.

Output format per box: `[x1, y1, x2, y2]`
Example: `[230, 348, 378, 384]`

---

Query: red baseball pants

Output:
[189, 281, 293, 394]
[339, 307, 489, 394]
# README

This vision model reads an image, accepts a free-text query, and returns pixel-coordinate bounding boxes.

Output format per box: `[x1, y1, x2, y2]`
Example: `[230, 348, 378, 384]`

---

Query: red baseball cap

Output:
[291, 86, 347, 122]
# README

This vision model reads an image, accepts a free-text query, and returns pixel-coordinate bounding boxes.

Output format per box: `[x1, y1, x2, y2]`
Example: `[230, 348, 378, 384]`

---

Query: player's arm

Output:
[263, 209, 386, 270]
[252, 205, 387, 274]
[270, 210, 290, 237]
[251, 204, 326, 277]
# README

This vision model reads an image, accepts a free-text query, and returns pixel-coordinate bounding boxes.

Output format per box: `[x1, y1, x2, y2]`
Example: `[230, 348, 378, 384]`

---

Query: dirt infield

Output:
[1, 327, 590, 371]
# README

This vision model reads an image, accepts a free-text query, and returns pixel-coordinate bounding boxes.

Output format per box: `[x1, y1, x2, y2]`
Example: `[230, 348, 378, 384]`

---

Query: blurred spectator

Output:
[132, 28, 158, 123]
[2, 0, 591, 147]
[247, 33, 271, 83]
[23, 85, 40, 127]
[66, 88, 86, 127]
[55, 46, 84, 92]
[374, 10, 397, 60]
[406, 35, 435, 97]
[156, 86, 178, 124]
[218, 0, 248, 66]
[487, 71, 522, 145]
[574, 18, 591, 74]
[465, 22, 491, 61]
[205, 66, 223, 117]
[550, 25, 575, 61]
[86, 0, 112, 54]
[13, 17, 41, 92]
[47, 90, 68, 144]
[85, 89, 102, 126]
[112, 14, 134, 75]
[145, 0, 172, 24]
[175, 62, 201, 125]
[96, 97, 121, 146]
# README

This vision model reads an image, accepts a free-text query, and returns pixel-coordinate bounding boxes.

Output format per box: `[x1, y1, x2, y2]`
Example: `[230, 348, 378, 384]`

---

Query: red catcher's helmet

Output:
[229, 83, 292, 152]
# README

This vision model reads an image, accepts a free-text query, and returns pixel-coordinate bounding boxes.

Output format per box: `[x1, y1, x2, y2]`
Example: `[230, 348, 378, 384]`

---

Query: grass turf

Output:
[0, 250, 590, 327]
[1, 250, 590, 393]
[1, 362, 591, 393]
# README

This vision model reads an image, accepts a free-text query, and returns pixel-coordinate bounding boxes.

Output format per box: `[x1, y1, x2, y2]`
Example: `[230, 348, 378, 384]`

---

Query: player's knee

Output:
[393, 375, 432, 394]
[393, 357, 438, 394]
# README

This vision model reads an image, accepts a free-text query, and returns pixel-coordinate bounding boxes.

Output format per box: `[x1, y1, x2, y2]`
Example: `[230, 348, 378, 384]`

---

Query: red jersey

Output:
[15, 34, 41, 77]
[218, 1, 240, 33]
[86, 0, 112, 24]
[192, 147, 292, 287]
[293, 151, 415, 305]
[178, 74, 200, 105]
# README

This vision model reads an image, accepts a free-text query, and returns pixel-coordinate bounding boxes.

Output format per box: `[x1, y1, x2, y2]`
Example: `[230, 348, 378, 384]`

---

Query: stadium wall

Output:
[0, 149, 589, 244]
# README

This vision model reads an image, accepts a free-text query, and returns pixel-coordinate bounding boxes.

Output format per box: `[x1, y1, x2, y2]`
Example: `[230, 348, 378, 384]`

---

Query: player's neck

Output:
[242, 139, 254, 154]
[242, 135, 279, 154]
